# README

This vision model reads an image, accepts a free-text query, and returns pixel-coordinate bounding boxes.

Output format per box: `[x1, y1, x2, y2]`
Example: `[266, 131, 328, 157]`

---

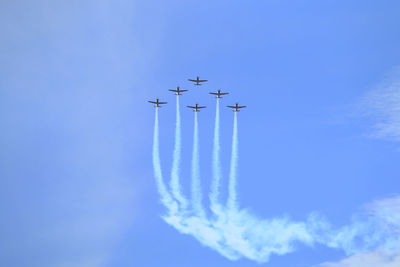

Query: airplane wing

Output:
[187, 106, 196, 108]
[238, 106, 246, 108]
[220, 92, 229, 95]
[209, 92, 218, 95]
[227, 106, 236, 108]
[148, 101, 157, 104]
[197, 106, 206, 109]
[188, 79, 196, 82]
[158, 102, 167, 104]
[168, 89, 177, 92]
[180, 89, 188, 92]
[198, 80, 208, 82]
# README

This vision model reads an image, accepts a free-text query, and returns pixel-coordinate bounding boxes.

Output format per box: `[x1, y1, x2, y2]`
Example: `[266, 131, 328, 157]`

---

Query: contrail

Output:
[191, 112, 205, 216]
[152, 94, 400, 264]
[210, 98, 223, 214]
[170, 96, 188, 210]
[152, 108, 176, 211]
[227, 112, 239, 211]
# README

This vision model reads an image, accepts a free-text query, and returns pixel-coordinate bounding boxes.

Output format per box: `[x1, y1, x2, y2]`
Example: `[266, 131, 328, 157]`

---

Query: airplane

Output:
[227, 103, 246, 112]
[168, 86, 188, 95]
[188, 76, 208, 86]
[187, 103, 207, 112]
[148, 98, 167, 107]
[209, 90, 229, 98]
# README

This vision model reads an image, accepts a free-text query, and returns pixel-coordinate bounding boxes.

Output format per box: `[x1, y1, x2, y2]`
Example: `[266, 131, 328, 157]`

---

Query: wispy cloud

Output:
[362, 67, 400, 141]
[151, 99, 400, 263]
[315, 68, 400, 267]
[318, 250, 400, 267]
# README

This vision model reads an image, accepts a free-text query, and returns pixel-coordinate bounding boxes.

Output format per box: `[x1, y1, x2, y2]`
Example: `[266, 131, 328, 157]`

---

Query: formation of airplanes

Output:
[148, 76, 246, 112]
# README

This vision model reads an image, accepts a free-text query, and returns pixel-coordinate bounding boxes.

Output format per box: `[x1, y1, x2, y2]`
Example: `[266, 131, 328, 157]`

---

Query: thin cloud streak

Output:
[152, 108, 176, 210]
[170, 96, 188, 209]
[318, 250, 400, 267]
[210, 99, 223, 214]
[362, 67, 400, 141]
[191, 112, 205, 217]
[227, 112, 239, 212]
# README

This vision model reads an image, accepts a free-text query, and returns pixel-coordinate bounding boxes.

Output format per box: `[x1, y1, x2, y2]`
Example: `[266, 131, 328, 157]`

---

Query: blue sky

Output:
[1, 1, 399, 266]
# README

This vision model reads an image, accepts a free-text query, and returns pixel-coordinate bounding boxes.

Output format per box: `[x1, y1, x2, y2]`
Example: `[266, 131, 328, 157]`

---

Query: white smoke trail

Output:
[153, 108, 239, 259]
[152, 93, 400, 264]
[170, 96, 188, 209]
[191, 112, 205, 217]
[210, 99, 223, 213]
[152, 108, 237, 259]
[227, 112, 239, 211]
[152, 108, 177, 211]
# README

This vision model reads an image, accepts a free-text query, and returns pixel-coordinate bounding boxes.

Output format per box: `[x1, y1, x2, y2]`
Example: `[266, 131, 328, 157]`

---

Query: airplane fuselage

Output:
[187, 103, 206, 112]
[169, 86, 188, 95]
[188, 76, 208, 86]
[210, 90, 229, 98]
[227, 103, 246, 112]
[148, 98, 167, 108]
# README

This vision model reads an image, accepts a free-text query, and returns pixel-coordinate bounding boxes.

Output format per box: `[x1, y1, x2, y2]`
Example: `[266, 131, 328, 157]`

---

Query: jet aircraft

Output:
[227, 103, 246, 112]
[188, 76, 208, 86]
[148, 98, 167, 107]
[209, 90, 229, 98]
[168, 86, 188, 95]
[187, 103, 207, 112]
